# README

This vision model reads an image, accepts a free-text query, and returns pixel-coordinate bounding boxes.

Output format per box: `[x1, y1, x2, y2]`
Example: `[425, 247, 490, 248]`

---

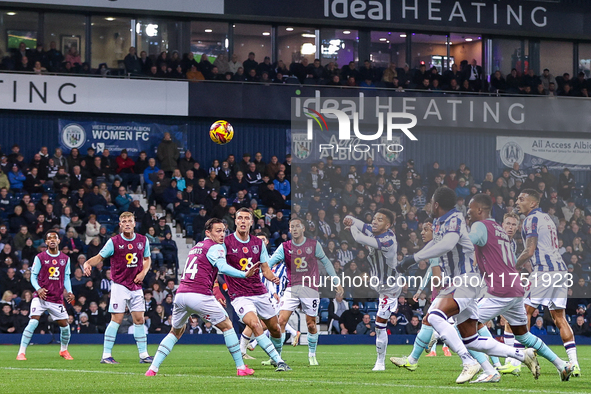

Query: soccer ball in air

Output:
[209, 120, 234, 145]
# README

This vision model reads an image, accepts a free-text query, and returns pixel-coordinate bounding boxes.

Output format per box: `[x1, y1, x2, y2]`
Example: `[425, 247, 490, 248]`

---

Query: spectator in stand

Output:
[530, 317, 547, 335]
[339, 302, 363, 334]
[156, 133, 179, 177]
[124, 46, 141, 75]
[261, 182, 285, 212]
[139, 51, 152, 74]
[115, 149, 140, 192]
[571, 315, 590, 337]
[356, 313, 376, 336]
[228, 53, 242, 74]
[273, 171, 290, 200]
[8, 164, 26, 192]
[406, 315, 422, 335]
[115, 186, 133, 213]
[387, 314, 405, 335]
[64, 46, 81, 67]
[558, 168, 576, 200]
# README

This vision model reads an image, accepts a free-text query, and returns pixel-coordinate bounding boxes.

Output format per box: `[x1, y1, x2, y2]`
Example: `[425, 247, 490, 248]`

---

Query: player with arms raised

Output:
[146, 218, 260, 376]
[515, 189, 580, 376]
[468, 194, 573, 382]
[343, 209, 399, 371]
[17, 231, 75, 361]
[84, 212, 152, 364]
[224, 208, 291, 372]
[268, 218, 343, 366]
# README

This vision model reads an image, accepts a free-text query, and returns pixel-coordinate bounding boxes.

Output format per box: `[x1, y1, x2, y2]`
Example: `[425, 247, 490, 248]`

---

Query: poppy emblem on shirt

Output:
[297, 249, 302, 255]
[128, 244, 134, 250]
[242, 247, 249, 253]
[252, 245, 259, 254]
[52, 259, 57, 265]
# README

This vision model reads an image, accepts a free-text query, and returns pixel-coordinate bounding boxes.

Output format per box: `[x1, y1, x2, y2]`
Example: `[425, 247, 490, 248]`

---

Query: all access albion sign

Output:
[0, 73, 188, 116]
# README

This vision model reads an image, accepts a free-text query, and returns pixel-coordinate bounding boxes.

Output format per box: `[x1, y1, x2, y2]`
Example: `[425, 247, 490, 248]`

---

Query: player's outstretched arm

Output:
[315, 241, 343, 293]
[343, 215, 366, 231]
[267, 244, 284, 268]
[349, 225, 379, 249]
[84, 238, 113, 275]
[414, 232, 460, 261]
[134, 256, 152, 284]
[261, 263, 280, 285]
[516, 236, 537, 270]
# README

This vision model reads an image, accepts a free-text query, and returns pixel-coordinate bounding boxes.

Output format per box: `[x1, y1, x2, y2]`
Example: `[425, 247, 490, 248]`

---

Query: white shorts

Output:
[477, 296, 528, 326]
[109, 282, 145, 313]
[430, 281, 479, 325]
[30, 297, 68, 321]
[231, 294, 278, 322]
[524, 271, 568, 311]
[171, 292, 228, 329]
[279, 286, 319, 317]
[377, 293, 399, 321]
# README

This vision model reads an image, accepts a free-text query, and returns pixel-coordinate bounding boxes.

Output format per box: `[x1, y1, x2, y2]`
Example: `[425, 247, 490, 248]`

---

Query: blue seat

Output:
[30, 193, 42, 201]
[319, 298, 330, 310]
[547, 326, 558, 335]
[97, 214, 111, 223]
[105, 205, 118, 213]
[320, 310, 329, 324]
[368, 311, 377, 321]
[365, 301, 378, 310]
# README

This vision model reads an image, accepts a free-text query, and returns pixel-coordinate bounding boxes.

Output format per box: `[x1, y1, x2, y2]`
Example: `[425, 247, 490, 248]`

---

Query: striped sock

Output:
[149, 333, 178, 372]
[564, 341, 578, 365]
[307, 332, 318, 357]
[256, 334, 282, 364]
[134, 324, 149, 359]
[18, 319, 39, 354]
[224, 330, 245, 369]
[516, 332, 565, 370]
[409, 325, 433, 364]
[60, 325, 70, 351]
[102, 321, 120, 359]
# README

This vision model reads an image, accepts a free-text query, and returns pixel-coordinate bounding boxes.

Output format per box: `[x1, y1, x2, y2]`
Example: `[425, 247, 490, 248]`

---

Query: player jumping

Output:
[468, 194, 573, 382]
[344, 209, 400, 371]
[515, 189, 580, 377]
[145, 218, 260, 376]
[224, 208, 291, 372]
[268, 218, 343, 366]
[84, 212, 153, 364]
[17, 231, 75, 361]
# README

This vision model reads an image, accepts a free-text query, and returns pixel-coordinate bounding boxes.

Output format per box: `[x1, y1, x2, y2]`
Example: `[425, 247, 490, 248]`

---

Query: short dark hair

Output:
[433, 186, 457, 211]
[471, 194, 492, 211]
[289, 217, 305, 229]
[377, 208, 395, 226]
[204, 218, 224, 232]
[44, 230, 60, 241]
[236, 207, 254, 219]
[521, 188, 540, 203]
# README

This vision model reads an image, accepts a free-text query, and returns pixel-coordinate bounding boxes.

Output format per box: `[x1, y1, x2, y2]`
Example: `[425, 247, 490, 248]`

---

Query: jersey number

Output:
[183, 256, 199, 280]
[497, 240, 516, 267]
[125, 253, 138, 266]
[294, 257, 307, 269]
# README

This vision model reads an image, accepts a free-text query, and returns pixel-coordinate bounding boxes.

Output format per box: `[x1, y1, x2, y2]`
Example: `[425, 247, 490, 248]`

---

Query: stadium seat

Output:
[97, 214, 111, 223]
[365, 301, 377, 310]
[320, 311, 329, 324]
[368, 311, 377, 321]
[319, 298, 330, 310]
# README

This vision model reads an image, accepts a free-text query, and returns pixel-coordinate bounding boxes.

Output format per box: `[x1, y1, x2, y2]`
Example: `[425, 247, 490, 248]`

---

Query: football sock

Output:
[134, 324, 149, 359]
[224, 330, 245, 369]
[511, 339, 525, 366]
[427, 310, 475, 365]
[270, 335, 283, 355]
[375, 322, 387, 363]
[478, 326, 501, 366]
[564, 341, 578, 365]
[468, 348, 497, 375]
[463, 333, 524, 361]
[280, 332, 286, 354]
[19, 319, 39, 354]
[256, 334, 283, 363]
[240, 333, 250, 354]
[307, 332, 318, 357]
[516, 332, 565, 370]
[504, 333, 515, 347]
[409, 325, 433, 364]
[60, 325, 71, 352]
[250, 338, 258, 348]
[149, 333, 178, 372]
[102, 321, 120, 359]
[285, 323, 297, 337]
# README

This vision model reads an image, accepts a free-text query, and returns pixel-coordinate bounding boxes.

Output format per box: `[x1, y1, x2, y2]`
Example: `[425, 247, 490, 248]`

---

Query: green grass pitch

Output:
[0, 344, 588, 393]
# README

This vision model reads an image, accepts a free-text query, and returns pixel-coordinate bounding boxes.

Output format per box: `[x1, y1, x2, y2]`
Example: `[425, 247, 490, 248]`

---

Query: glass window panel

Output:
[44, 13, 86, 69]
[449, 33, 482, 71]
[491, 38, 529, 76]
[232, 23, 272, 67]
[0, 10, 39, 68]
[137, 19, 169, 58]
[190, 21, 228, 65]
[578, 43, 591, 78]
[370, 31, 406, 69]
[278, 26, 316, 66]
[91, 16, 133, 69]
[319, 28, 358, 68]
[411, 33, 450, 71]
[540, 40, 572, 78]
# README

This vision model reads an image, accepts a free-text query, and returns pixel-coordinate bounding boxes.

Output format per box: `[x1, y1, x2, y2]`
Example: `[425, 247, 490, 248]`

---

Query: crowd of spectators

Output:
[4, 41, 590, 98]
[290, 156, 591, 335]
[0, 135, 291, 335]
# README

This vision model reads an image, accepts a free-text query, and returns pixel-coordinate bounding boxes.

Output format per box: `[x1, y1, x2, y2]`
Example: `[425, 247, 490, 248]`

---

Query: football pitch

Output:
[0, 344, 588, 393]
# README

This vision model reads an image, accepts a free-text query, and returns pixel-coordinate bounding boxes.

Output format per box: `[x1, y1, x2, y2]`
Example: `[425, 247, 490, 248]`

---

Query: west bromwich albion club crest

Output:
[252, 245, 259, 254]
